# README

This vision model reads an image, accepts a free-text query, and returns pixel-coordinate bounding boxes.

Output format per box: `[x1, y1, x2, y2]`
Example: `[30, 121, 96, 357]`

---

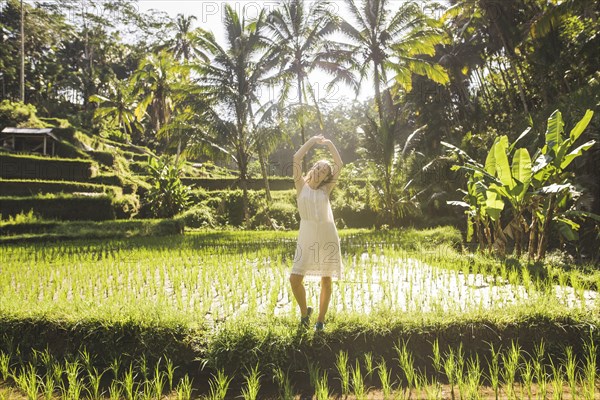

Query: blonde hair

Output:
[306, 159, 333, 189]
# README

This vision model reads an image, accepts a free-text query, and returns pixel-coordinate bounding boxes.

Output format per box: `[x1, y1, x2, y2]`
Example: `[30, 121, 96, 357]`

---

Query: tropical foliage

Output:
[445, 109, 597, 260]
[145, 155, 191, 218]
[0, 0, 598, 258]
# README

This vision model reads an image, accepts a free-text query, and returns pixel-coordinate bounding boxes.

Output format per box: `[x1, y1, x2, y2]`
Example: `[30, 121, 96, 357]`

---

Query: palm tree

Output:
[131, 50, 184, 149]
[339, 0, 449, 224]
[265, 0, 356, 172]
[158, 14, 211, 63]
[155, 87, 215, 164]
[192, 5, 279, 227]
[89, 79, 142, 141]
[339, 0, 449, 127]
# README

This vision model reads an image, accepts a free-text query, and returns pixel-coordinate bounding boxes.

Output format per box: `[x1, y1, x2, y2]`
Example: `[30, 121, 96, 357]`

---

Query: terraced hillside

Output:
[0, 123, 155, 222]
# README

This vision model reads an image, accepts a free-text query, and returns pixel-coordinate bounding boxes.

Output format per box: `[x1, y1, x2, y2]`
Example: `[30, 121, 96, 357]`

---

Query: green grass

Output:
[1, 227, 597, 326]
[0, 219, 184, 243]
[0, 227, 598, 398]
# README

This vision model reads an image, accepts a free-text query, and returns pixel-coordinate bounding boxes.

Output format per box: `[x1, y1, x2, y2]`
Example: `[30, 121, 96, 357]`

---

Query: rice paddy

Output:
[1, 230, 598, 326]
[0, 228, 598, 399]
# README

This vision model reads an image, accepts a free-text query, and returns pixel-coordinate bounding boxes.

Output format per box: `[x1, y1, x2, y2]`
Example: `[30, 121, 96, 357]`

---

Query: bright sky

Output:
[134, 0, 405, 106]
[139, 0, 374, 106]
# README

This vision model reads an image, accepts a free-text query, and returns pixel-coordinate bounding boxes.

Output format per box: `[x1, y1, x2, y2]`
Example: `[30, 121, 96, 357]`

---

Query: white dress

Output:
[291, 183, 343, 279]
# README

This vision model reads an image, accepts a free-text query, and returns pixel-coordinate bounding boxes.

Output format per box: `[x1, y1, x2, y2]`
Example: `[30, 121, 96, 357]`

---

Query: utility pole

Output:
[20, 0, 24, 102]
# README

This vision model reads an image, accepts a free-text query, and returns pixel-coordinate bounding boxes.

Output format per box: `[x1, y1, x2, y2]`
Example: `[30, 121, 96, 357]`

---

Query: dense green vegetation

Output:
[1, 0, 599, 398]
[444, 108, 597, 260]
[0, 0, 597, 258]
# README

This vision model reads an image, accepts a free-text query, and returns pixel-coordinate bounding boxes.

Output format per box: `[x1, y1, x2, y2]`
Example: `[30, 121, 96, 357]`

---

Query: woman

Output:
[290, 134, 343, 331]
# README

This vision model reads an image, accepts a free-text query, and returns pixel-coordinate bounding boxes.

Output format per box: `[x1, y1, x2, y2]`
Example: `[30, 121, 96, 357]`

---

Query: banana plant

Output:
[444, 108, 596, 259]
[484, 135, 533, 257]
[528, 109, 596, 259]
[442, 141, 499, 253]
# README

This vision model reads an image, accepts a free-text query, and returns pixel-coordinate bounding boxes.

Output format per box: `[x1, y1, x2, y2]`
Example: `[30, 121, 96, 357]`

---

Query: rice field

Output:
[1, 230, 598, 327]
[0, 228, 599, 399]
[0, 334, 598, 399]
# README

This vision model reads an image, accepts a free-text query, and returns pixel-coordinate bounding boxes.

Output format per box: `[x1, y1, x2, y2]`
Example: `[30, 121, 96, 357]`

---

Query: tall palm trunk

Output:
[528, 211, 538, 261]
[491, 20, 529, 115]
[297, 72, 307, 173]
[373, 63, 385, 131]
[237, 144, 251, 229]
[258, 146, 272, 204]
[257, 146, 278, 229]
[373, 62, 396, 223]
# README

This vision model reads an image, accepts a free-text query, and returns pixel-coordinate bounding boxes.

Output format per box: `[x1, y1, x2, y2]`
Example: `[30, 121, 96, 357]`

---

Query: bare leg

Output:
[289, 274, 308, 317]
[317, 277, 332, 323]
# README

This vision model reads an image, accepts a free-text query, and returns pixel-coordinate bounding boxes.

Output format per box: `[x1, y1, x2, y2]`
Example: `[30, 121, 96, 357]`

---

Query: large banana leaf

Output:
[539, 183, 571, 194]
[560, 140, 596, 170]
[508, 127, 532, 154]
[485, 190, 504, 221]
[484, 140, 498, 176]
[441, 141, 480, 165]
[447, 201, 470, 208]
[569, 109, 594, 143]
[532, 152, 553, 174]
[494, 136, 515, 190]
[544, 109, 564, 156]
[511, 148, 532, 199]
[563, 210, 600, 222]
[554, 217, 579, 241]
[511, 148, 532, 184]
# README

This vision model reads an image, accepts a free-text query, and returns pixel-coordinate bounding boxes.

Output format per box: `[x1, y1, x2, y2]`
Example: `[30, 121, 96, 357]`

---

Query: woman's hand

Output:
[311, 134, 325, 144]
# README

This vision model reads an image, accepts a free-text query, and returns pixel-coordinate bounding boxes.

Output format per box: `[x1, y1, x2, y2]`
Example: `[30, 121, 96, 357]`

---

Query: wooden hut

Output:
[0, 127, 59, 156]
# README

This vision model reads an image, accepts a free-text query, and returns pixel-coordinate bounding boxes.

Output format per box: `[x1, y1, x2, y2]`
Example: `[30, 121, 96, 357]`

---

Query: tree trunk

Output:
[528, 211, 538, 261]
[174, 136, 182, 165]
[492, 219, 507, 257]
[20, 0, 25, 103]
[373, 64, 385, 132]
[491, 19, 530, 115]
[240, 176, 250, 229]
[258, 146, 272, 204]
[476, 218, 485, 251]
[237, 141, 251, 229]
[536, 195, 555, 261]
[514, 227, 522, 258]
[484, 221, 493, 254]
[297, 73, 307, 173]
[239, 163, 251, 229]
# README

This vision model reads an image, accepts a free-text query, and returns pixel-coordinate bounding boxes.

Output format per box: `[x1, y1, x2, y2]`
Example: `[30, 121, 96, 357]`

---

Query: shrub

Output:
[175, 203, 216, 228]
[112, 194, 141, 219]
[0, 194, 115, 221]
[0, 153, 94, 181]
[89, 174, 138, 194]
[129, 161, 151, 175]
[251, 201, 299, 230]
[87, 150, 115, 167]
[144, 155, 192, 218]
[0, 178, 121, 197]
[0, 209, 41, 224]
[0, 100, 45, 129]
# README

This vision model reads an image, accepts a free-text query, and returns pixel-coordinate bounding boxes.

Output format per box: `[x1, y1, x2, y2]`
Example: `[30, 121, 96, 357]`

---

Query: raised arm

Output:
[322, 139, 343, 195]
[292, 135, 322, 192]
